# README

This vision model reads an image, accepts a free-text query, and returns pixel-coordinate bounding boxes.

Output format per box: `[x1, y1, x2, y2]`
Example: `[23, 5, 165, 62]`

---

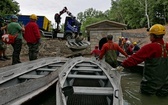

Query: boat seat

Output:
[72, 68, 102, 72]
[75, 64, 98, 67]
[73, 86, 113, 95]
[77, 42, 83, 46]
[68, 42, 74, 46]
[72, 42, 80, 46]
[67, 74, 107, 80]
[36, 68, 56, 72]
[48, 64, 63, 67]
[19, 74, 44, 79]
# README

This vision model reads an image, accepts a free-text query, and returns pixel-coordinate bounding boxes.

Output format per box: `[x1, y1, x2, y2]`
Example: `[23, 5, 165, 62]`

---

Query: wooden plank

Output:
[19, 75, 44, 79]
[73, 86, 113, 95]
[67, 74, 107, 80]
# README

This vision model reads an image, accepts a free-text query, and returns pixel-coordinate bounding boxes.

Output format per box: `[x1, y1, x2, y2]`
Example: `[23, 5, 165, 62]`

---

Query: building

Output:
[86, 20, 127, 51]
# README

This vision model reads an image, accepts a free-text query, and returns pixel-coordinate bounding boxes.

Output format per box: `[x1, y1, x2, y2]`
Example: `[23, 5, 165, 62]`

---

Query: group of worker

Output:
[91, 24, 168, 97]
[91, 37, 140, 59]
[118, 37, 140, 55]
[0, 14, 41, 65]
[1, 14, 168, 97]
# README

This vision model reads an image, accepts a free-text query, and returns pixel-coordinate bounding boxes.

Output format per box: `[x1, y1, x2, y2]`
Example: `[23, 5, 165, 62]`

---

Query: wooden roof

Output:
[86, 20, 127, 31]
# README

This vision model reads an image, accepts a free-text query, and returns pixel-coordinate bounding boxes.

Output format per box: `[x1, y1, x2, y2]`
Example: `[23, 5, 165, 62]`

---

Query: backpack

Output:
[105, 43, 118, 68]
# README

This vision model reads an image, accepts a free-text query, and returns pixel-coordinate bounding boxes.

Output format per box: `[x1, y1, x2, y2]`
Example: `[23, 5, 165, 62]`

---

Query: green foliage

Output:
[77, 8, 109, 36]
[110, 0, 168, 28]
[0, 0, 20, 16]
[76, 0, 168, 30]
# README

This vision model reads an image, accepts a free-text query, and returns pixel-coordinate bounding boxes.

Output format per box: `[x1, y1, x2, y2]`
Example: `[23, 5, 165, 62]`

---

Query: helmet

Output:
[133, 42, 137, 45]
[149, 24, 166, 35]
[11, 15, 18, 19]
[126, 40, 131, 45]
[30, 14, 38, 20]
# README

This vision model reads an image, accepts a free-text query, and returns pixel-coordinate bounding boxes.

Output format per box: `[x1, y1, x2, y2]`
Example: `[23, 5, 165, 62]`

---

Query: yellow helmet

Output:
[149, 24, 166, 35]
[30, 14, 38, 20]
[133, 42, 137, 45]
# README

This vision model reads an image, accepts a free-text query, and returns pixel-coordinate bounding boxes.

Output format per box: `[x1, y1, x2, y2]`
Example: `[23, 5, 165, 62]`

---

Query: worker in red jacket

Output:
[91, 45, 100, 59]
[121, 24, 168, 97]
[24, 14, 41, 61]
[99, 35, 128, 68]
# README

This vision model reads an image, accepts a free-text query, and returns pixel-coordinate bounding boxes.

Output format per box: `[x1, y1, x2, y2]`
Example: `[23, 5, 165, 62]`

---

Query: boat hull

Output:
[56, 57, 123, 105]
[0, 57, 68, 105]
[66, 39, 90, 52]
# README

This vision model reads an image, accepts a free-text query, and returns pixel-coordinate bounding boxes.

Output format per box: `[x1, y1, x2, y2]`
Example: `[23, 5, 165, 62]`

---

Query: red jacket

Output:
[122, 39, 168, 67]
[24, 21, 40, 43]
[99, 40, 128, 59]
[91, 49, 100, 56]
[125, 45, 133, 55]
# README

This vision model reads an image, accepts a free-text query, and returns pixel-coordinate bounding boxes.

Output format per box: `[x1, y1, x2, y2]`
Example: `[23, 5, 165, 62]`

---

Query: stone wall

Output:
[89, 30, 122, 51]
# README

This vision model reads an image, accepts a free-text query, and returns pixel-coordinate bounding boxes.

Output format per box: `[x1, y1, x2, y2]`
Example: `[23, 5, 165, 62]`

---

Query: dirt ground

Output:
[0, 38, 91, 68]
[1, 28, 168, 68]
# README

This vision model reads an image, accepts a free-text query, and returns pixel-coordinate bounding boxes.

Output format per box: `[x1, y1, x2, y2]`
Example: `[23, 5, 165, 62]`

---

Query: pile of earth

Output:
[0, 38, 91, 67]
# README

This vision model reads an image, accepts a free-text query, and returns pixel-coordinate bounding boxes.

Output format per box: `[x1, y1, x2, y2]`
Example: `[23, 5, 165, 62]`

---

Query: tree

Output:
[108, 0, 168, 28]
[0, 0, 20, 17]
[77, 8, 109, 36]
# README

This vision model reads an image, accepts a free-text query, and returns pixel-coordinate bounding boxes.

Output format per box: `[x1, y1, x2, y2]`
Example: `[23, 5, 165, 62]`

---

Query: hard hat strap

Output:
[158, 43, 168, 57]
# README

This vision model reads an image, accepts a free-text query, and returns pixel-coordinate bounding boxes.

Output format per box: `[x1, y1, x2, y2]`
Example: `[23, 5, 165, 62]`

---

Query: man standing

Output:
[121, 24, 168, 97]
[24, 14, 41, 61]
[7, 15, 25, 65]
[99, 35, 128, 68]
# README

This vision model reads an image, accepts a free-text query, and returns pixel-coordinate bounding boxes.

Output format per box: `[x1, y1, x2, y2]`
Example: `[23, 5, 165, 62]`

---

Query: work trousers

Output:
[11, 39, 22, 65]
[27, 43, 40, 61]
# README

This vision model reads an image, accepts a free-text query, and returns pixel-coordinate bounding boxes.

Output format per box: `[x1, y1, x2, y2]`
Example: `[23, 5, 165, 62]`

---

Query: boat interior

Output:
[59, 60, 116, 105]
[0, 59, 67, 89]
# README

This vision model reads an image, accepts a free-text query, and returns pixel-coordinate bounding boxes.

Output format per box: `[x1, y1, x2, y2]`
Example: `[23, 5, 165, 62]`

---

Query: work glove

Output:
[116, 66, 124, 72]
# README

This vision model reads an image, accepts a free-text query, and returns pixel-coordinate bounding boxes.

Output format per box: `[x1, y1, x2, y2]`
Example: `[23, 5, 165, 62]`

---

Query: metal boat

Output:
[117, 55, 144, 67]
[66, 39, 90, 52]
[117, 55, 144, 74]
[56, 57, 123, 105]
[0, 57, 68, 105]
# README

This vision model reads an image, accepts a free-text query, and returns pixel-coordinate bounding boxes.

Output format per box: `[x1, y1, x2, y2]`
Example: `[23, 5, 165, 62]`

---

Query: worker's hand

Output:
[97, 58, 100, 61]
[116, 66, 124, 72]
